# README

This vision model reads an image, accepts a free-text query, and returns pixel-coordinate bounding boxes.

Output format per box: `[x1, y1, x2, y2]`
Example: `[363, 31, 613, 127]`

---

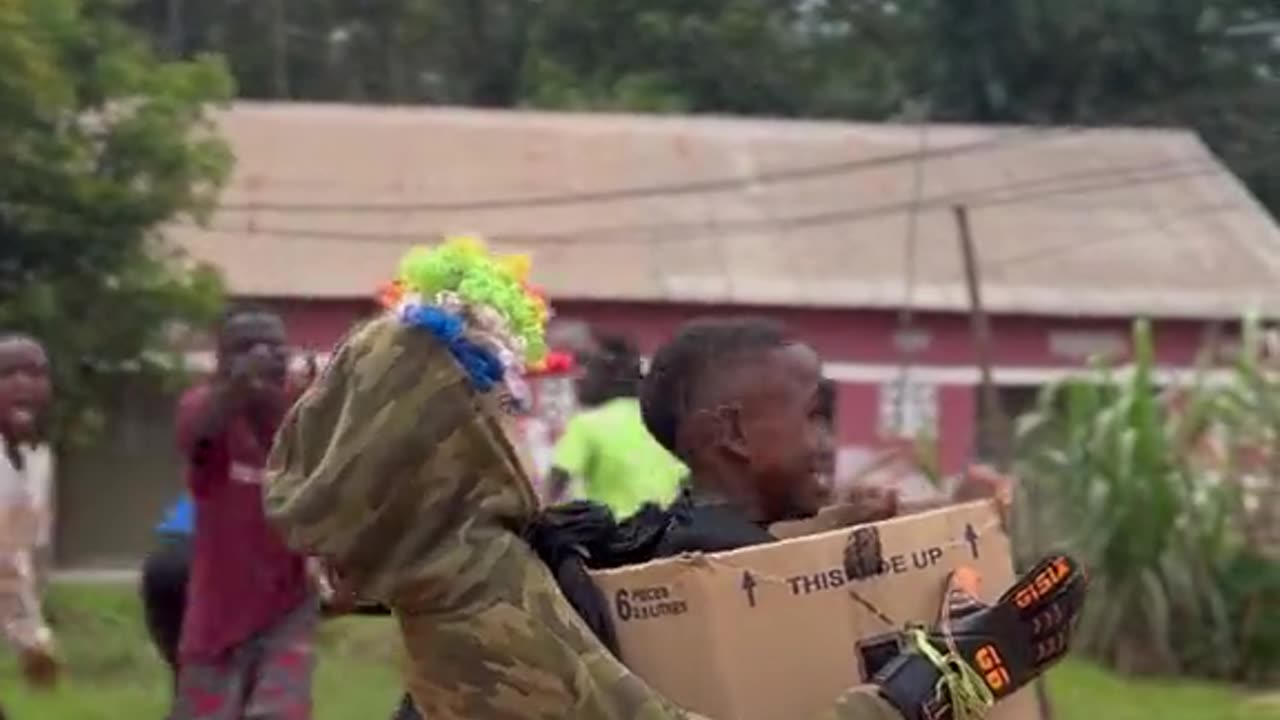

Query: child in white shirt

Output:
[0, 334, 59, 692]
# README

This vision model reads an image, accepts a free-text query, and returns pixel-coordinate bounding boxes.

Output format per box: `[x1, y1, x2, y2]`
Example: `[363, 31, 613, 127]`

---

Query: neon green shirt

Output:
[552, 397, 687, 519]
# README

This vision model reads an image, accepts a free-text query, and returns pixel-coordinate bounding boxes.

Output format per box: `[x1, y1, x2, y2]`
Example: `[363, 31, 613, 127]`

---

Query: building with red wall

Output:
[173, 102, 1280, 487]
[248, 296, 1230, 481]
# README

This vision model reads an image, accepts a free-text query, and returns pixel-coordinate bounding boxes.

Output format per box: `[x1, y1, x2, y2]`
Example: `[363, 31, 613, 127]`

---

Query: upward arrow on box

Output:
[964, 523, 980, 560]
[741, 571, 758, 608]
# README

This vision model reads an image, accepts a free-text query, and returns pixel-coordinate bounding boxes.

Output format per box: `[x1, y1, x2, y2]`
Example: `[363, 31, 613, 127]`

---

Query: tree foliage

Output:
[118, 0, 1280, 213]
[0, 0, 233, 442]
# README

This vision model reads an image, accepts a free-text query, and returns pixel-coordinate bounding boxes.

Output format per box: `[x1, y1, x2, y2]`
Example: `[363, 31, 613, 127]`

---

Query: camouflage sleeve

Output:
[812, 688, 906, 720]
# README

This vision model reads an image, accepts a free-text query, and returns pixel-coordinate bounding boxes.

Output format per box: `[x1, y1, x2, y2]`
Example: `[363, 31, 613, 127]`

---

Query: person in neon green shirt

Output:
[548, 335, 687, 518]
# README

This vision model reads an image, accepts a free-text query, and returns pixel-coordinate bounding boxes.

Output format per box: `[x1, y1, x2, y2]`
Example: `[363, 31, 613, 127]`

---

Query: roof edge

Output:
[220, 100, 1198, 141]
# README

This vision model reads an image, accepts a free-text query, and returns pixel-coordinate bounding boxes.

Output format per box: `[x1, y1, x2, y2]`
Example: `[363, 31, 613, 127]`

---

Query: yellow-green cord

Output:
[907, 629, 996, 720]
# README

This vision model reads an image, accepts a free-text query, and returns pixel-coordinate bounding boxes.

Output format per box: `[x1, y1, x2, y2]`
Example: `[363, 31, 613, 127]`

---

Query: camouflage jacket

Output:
[264, 316, 903, 720]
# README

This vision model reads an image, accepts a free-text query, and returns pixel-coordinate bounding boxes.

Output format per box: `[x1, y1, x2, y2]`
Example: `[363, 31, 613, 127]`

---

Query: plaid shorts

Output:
[173, 600, 317, 720]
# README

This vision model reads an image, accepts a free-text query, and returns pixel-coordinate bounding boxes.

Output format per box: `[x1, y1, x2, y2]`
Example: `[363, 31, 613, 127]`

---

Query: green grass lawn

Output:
[1, 583, 1274, 719]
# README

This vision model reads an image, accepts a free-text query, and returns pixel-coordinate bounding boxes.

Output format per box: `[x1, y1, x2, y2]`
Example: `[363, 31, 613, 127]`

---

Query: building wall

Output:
[551, 300, 1220, 478]
[57, 295, 1222, 568]
[258, 296, 1221, 477]
[55, 381, 184, 569]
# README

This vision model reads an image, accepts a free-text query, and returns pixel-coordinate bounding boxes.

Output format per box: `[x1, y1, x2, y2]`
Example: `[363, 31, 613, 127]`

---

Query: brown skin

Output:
[288, 353, 319, 398]
[851, 444, 1013, 517]
[682, 343, 832, 525]
[318, 561, 360, 617]
[546, 468, 574, 505]
[574, 351, 616, 409]
[813, 410, 837, 507]
[0, 338, 52, 451]
[20, 645, 58, 688]
[814, 380, 901, 522]
[189, 313, 289, 452]
[840, 484, 900, 524]
[953, 464, 1013, 505]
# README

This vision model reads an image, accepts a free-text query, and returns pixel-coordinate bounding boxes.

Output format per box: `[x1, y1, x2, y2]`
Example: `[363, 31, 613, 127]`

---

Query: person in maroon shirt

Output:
[173, 306, 316, 720]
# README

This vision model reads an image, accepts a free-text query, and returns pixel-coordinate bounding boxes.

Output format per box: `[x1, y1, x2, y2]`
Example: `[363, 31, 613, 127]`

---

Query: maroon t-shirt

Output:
[177, 382, 310, 663]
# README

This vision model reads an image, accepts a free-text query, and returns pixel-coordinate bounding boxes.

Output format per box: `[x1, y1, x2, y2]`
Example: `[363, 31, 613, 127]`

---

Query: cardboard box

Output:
[590, 500, 1036, 720]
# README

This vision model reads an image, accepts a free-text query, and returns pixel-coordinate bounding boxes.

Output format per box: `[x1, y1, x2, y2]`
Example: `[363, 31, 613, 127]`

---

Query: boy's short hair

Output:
[595, 334, 642, 382]
[219, 302, 279, 330]
[640, 317, 791, 458]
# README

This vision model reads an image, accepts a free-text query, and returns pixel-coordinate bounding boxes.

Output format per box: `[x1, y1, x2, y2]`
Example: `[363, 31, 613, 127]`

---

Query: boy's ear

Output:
[715, 404, 750, 461]
[680, 406, 746, 461]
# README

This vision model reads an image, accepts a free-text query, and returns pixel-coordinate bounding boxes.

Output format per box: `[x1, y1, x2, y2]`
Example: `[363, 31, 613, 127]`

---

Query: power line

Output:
[215, 125, 1061, 214]
[979, 201, 1246, 272]
[192, 155, 1225, 247]
[899, 109, 929, 330]
[187, 159, 1263, 307]
[210, 84, 1280, 215]
[892, 103, 931, 435]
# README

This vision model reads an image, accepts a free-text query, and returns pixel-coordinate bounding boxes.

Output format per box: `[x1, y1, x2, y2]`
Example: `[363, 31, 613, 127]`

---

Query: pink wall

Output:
[247, 296, 1224, 371]
[938, 385, 978, 473]
[553, 300, 1221, 368]
[824, 381, 972, 475]
[240, 295, 1227, 476]
[256, 298, 375, 350]
[552, 300, 1223, 475]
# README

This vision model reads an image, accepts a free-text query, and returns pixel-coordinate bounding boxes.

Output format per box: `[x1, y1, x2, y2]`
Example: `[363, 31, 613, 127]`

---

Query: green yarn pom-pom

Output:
[396, 235, 548, 363]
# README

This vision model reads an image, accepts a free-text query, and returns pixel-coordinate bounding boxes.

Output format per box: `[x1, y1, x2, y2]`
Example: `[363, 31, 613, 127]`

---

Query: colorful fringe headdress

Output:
[377, 234, 553, 409]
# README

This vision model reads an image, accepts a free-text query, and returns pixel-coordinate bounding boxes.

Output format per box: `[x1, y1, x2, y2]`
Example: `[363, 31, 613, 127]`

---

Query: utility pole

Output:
[269, 0, 290, 99]
[955, 204, 1012, 469]
[893, 101, 930, 437]
[955, 204, 1054, 720]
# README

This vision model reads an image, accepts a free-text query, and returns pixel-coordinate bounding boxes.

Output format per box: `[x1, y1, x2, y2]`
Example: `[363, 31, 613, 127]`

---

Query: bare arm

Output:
[546, 467, 574, 504]
[185, 382, 241, 460]
[0, 546, 50, 653]
[0, 502, 58, 687]
[183, 348, 285, 466]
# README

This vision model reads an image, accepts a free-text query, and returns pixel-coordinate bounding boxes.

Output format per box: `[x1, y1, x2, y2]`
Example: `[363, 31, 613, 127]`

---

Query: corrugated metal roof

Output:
[169, 101, 1280, 318]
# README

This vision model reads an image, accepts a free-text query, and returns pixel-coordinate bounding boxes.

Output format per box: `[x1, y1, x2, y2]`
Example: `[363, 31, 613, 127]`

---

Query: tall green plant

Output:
[1205, 313, 1280, 682]
[1214, 312, 1280, 554]
[1015, 319, 1240, 677]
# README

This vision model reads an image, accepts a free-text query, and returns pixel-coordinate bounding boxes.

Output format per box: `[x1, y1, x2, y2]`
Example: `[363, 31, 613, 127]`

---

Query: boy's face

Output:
[575, 351, 613, 406]
[218, 313, 288, 386]
[814, 413, 837, 506]
[723, 343, 829, 522]
[0, 338, 51, 443]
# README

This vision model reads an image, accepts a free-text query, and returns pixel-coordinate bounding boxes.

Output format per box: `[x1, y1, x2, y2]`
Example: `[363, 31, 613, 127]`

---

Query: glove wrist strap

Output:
[876, 629, 996, 720]
[876, 651, 948, 720]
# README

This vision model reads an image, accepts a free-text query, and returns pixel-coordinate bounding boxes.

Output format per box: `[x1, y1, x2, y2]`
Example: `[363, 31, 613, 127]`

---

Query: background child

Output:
[174, 306, 316, 720]
[142, 492, 194, 718]
[548, 334, 686, 518]
[0, 333, 59, 697]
